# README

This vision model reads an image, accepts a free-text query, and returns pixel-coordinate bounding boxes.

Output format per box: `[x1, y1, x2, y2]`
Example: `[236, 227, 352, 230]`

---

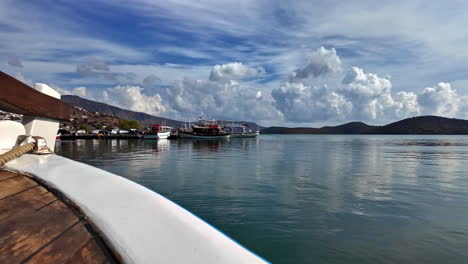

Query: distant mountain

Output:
[61, 95, 263, 129]
[371, 116, 468, 134]
[261, 122, 377, 134]
[319, 122, 378, 134]
[261, 116, 468, 135]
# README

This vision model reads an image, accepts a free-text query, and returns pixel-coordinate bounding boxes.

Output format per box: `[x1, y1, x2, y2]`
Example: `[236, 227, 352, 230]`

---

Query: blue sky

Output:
[1, 0, 467, 126]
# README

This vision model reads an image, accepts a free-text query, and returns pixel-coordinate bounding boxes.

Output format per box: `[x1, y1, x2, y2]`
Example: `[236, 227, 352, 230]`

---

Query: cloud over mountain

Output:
[270, 47, 460, 124]
[418, 82, 460, 117]
[339, 67, 420, 120]
[100, 85, 166, 116]
[55, 46, 467, 125]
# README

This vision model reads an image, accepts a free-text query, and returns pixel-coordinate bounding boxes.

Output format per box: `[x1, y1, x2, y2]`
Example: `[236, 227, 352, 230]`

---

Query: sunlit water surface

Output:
[55, 135, 468, 263]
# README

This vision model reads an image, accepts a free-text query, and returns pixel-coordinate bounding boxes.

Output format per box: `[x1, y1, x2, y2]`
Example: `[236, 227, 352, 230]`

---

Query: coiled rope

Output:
[0, 142, 36, 166]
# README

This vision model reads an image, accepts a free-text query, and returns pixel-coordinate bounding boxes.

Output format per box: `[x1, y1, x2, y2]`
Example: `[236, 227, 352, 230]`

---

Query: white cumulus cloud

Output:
[341, 67, 391, 97]
[418, 82, 460, 117]
[339, 67, 420, 120]
[290, 46, 342, 82]
[209, 62, 265, 82]
[100, 85, 165, 116]
[273, 66, 421, 123]
[163, 78, 281, 122]
[394, 91, 420, 118]
[272, 82, 352, 122]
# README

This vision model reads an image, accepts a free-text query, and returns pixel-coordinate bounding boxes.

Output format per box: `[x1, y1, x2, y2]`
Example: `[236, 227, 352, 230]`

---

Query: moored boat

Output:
[224, 123, 260, 138]
[179, 120, 231, 139]
[231, 131, 260, 138]
[143, 124, 172, 139]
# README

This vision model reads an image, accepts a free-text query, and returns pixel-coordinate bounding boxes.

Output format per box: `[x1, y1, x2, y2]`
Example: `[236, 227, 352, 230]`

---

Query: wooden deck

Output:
[0, 170, 118, 264]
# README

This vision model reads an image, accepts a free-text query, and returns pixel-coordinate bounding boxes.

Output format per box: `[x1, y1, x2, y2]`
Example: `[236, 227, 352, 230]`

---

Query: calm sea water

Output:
[55, 135, 468, 263]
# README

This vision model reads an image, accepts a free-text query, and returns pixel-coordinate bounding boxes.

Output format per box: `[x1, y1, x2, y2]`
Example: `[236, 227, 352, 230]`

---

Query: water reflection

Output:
[55, 135, 468, 264]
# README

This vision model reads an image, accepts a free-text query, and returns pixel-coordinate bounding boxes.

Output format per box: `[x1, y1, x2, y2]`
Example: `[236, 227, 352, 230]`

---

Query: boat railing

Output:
[0, 71, 73, 151]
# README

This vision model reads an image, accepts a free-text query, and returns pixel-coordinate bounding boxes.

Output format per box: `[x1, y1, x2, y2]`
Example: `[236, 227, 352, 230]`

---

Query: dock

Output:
[59, 134, 179, 140]
[0, 169, 118, 263]
[59, 134, 141, 140]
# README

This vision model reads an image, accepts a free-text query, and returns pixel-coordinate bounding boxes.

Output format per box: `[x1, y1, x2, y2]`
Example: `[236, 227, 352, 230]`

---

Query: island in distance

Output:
[261, 116, 468, 135]
[62, 95, 468, 135]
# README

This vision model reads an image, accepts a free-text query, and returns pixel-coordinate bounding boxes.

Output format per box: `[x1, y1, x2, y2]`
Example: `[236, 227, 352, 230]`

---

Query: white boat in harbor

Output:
[143, 124, 172, 139]
[0, 72, 267, 264]
[232, 131, 260, 138]
[224, 123, 260, 138]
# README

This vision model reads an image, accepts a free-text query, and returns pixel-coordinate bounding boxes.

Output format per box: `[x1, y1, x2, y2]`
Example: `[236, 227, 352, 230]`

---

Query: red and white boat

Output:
[179, 120, 231, 139]
[143, 124, 172, 139]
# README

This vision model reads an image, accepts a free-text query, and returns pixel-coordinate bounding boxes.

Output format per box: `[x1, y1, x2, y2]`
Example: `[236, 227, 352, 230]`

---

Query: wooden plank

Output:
[0, 185, 56, 224]
[0, 71, 73, 120]
[25, 223, 92, 264]
[0, 200, 79, 263]
[64, 239, 108, 264]
[0, 171, 18, 182]
[0, 171, 115, 263]
[0, 176, 37, 199]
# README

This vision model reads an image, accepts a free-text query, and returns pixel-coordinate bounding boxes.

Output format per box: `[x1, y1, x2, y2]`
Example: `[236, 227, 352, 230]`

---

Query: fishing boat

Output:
[0, 72, 267, 263]
[224, 123, 260, 138]
[143, 124, 172, 139]
[179, 120, 231, 139]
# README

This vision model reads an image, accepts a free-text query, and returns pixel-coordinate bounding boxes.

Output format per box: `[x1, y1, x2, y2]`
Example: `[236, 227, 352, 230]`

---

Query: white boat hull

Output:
[179, 132, 231, 139]
[6, 154, 267, 264]
[157, 131, 170, 139]
[143, 131, 170, 139]
[230, 132, 260, 138]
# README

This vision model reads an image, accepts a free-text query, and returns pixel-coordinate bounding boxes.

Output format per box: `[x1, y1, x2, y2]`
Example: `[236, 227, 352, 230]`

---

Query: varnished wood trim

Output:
[0, 71, 73, 120]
